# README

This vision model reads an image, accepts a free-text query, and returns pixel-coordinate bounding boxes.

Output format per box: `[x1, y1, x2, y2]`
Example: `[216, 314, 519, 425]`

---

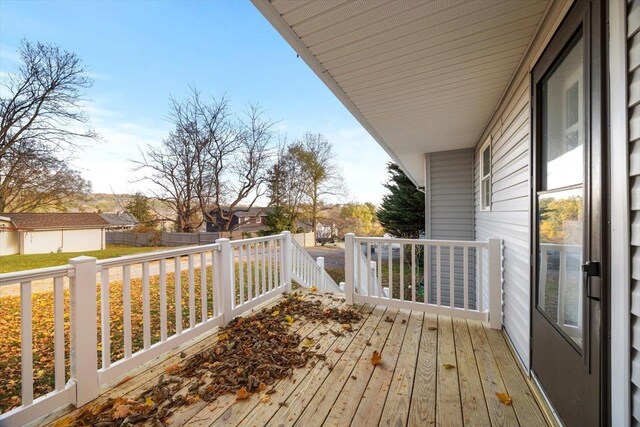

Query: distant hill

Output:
[67, 193, 174, 219]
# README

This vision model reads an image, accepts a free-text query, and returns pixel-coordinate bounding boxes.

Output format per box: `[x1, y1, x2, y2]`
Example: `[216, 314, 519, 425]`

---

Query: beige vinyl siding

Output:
[426, 149, 476, 309]
[629, 0, 640, 421]
[472, 0, 573, 368]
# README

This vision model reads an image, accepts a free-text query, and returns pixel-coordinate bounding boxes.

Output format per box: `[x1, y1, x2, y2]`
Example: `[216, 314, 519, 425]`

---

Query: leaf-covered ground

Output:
[52, 292, 360, 426]
[0, 269, 216, 413]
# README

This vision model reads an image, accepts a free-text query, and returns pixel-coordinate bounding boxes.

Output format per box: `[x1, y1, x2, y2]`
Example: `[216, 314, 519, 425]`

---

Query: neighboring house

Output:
[99, 212, 139, 231]
[254, 0, 632, 425]
[205, 207, 272, 233]
[315, 222, 336, 240]
[0, 213, 108, 255]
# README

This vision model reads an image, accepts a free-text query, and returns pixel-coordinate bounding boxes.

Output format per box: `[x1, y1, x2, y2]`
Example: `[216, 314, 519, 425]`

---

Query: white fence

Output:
[0, 231, 318, 427]
[343, 234, 503, 329]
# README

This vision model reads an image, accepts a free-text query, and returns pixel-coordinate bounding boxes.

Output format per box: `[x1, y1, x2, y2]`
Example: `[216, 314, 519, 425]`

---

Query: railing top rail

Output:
[230, 234, 284, 247]
[353, 236, 488, 247]
[97, 243, 221, 268]
[0, 264, 71, 287]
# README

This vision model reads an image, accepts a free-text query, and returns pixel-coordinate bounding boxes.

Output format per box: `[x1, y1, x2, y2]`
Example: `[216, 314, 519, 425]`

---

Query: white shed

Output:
[0, 213, 109, 255]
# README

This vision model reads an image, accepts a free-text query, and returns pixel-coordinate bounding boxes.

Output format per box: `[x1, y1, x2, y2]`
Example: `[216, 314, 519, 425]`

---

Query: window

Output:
[480, 140, 492, 211]
[256, 216, 261, 224]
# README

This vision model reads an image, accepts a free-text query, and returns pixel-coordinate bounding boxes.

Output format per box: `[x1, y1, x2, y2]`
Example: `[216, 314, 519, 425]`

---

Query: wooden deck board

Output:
[452, 317, 491, 426]
[467, 319, 520, 426]
[42, 297, 554, 427]
[482, 323, 549, 427]
[350, 309, 411, 427]
[378, 310, 423, 427]
[323, 308, 398, 426]
[436, 315, 463, 426]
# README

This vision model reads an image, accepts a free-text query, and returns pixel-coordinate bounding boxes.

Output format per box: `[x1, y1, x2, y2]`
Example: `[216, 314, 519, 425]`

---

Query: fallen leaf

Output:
[302, 338, 315, 348]
[443, 363, 456, 370]
[284, 315, 294, 324]
[427, 326, 438, 331]
[52, 417, 74, 427]
[310, 286, 318, 292]
[236, 387, 250, 400]
[165, 364, 181, 375]
[260, 395, 271, 403]
[496, 392, 512, 405]
[145, 396, 154, 407]
[371, 351, 382, 366]
[271, 310, 280, 317]
[112, 403, 130, 420]
[259, 382, 268, 391]
[334, 348, 343, 353]
[341, 323, 352, 331]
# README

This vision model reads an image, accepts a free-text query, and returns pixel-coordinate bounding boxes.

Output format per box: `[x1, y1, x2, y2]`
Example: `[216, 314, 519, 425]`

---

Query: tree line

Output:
[1, 40, 425, 240]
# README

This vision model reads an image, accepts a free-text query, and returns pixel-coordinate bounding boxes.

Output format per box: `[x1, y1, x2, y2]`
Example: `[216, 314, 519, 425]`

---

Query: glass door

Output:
[530, 0, 605, 425]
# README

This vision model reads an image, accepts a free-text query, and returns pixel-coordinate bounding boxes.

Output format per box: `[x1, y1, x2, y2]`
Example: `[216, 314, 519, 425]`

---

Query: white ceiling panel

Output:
[252, 0, 550, 186]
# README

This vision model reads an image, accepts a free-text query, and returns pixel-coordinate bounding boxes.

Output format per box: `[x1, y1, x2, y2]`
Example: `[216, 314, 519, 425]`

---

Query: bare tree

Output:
[135, 89, 274, 232]
[293, 133, 345, 241]
[204, 104, 273, 231]
[0, 40, 96, 211]
[265, 139, 308, 232]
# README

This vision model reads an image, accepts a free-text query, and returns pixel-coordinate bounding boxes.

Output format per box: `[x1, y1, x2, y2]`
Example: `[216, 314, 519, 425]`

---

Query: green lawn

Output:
[0, 245, 167, 273]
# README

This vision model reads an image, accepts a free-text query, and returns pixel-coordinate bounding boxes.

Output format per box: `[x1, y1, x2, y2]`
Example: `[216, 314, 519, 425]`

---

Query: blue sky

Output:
[0, 0, 391, 204]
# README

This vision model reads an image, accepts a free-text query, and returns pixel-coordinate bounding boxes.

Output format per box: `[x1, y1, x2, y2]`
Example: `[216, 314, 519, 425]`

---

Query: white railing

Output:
[0, 265, 76, 427]
[344, 234, 503, 329]
[539, 242, 582, 339]
[0, 230, 333, 427]
[291, 238, 341, 293]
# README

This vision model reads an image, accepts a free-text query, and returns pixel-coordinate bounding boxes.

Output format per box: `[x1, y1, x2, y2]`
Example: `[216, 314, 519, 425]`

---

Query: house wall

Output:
[628, 0, 640, 421]
[473, 0, 573, 368]
[21, 228, 105, 254]
[0, 220, 18, 256]
[425, 149, 476, 308]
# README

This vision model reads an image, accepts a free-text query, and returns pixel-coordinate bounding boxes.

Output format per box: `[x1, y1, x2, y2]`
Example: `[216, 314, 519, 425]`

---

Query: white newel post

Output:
[317, 257, 325, 291]
[69, 256, 99, 406]
[488, 239, 503, 330]
[282, 231, 292, 292]
[344, 233, 355, 305]
[216, 238, 234, 325]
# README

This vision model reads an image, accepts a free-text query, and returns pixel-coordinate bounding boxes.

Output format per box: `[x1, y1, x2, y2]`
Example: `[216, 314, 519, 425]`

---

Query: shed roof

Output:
[0, 213, 109, 230]
[100, 212, 139, 226]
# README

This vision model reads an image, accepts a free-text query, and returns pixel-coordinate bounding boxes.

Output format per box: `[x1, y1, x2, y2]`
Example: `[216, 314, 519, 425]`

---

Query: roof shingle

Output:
[0, 213, 109, 229]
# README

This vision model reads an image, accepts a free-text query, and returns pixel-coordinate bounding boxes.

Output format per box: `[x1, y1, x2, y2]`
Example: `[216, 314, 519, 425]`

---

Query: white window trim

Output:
[256, 216, 261, 224]
[480, 138, 492, 211]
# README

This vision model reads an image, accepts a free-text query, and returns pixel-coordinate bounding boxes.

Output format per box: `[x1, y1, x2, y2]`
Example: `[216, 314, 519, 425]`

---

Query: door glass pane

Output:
[537, 188, 583, 349]
[537, 35, 585, 350]
[541, 36, 584, 191]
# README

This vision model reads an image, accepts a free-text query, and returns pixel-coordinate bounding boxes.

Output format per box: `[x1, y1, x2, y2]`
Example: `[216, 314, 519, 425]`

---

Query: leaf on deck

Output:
[442, 363, 456, 370]
[496, 392, 512, 405]
[371, 351, 382, 366]
[236, 387, 250, 400]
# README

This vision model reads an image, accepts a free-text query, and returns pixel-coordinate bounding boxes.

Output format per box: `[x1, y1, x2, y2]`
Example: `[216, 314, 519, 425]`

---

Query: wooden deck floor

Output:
[44, 293, 553, 427]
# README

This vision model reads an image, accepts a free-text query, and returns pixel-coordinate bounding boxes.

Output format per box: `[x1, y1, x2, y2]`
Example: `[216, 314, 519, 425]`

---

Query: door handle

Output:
[581, 261, 600, 301]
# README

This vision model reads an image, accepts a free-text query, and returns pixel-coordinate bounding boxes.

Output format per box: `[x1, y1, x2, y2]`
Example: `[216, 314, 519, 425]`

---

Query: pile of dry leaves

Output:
[62, 292, 361, 426]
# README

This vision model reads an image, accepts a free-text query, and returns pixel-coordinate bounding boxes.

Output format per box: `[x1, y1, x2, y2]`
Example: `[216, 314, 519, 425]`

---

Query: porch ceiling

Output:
[252, 0, 550, 186]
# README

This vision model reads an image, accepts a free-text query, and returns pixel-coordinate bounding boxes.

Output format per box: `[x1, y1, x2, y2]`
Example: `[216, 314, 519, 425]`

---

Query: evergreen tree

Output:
[125, 193, 156, 228]
[377, 163, 425, 238]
